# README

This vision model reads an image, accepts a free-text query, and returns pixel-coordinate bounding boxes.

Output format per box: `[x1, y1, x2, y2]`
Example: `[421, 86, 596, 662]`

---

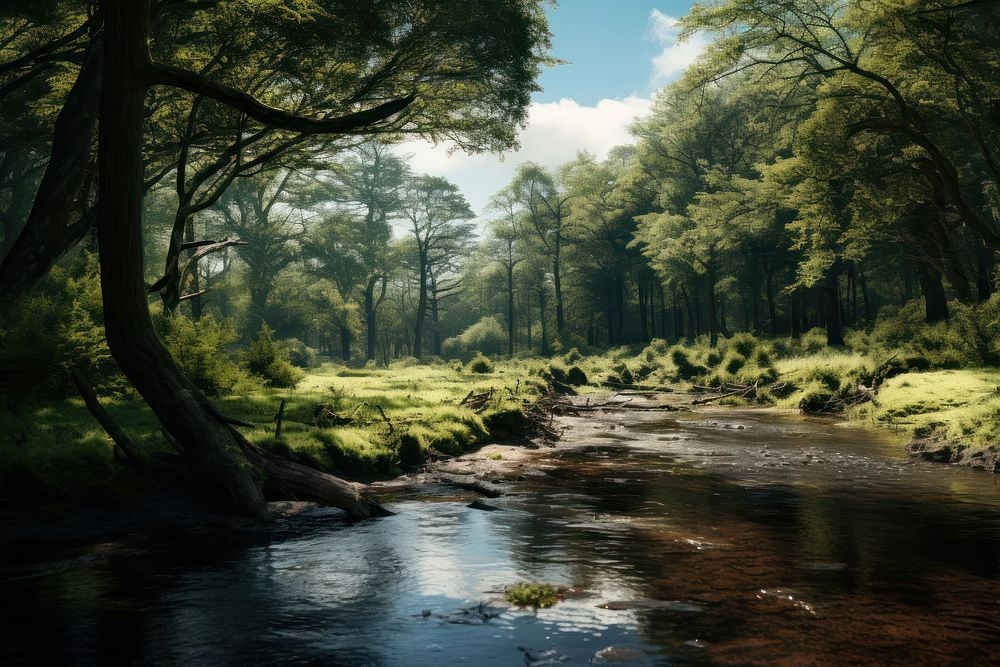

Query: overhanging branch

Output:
[146, 63, 415, 134]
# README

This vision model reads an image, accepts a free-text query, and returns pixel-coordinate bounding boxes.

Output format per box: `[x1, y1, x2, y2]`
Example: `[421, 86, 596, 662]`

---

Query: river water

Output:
[3, 405, 1000, 665]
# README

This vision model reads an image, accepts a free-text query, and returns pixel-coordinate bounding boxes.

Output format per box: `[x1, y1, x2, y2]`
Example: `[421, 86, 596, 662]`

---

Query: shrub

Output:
[244, 324, 303, 388]
[283, 338, 320, 369]
[566, 366, 588, 386]
[723, 332, 759, 358]
[547, 362, 568, 383]
[161, 315, 259, 396]
[442, 316, 507, 361]
[669, 348, 707, 381]
[0, 257, 117, 401]
[798, 328, 828, 354]
[467, 353, 494, 374]
[562, 347, 583, 364]
[722, 353, 746, 375]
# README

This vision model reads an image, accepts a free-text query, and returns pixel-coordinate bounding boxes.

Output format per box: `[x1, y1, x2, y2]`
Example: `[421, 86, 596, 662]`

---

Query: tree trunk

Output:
[764, 262, 777, 336]
[364, 276, 377, 361]
[638, 277, 649, 343]
[706, 272, 719, 347]
[789, 290, 800, 339]
[506, 263, 515, 358]
[553, 243, 565, 336]
[918, 262, 949, 323]
[340, 324, 352, 362]
[96, 0, 384, 520]
[413, 253, 428, 358]
[823, 271, 845, 346]
[539, 286, 550, 355]
[974, 241, 995, 303]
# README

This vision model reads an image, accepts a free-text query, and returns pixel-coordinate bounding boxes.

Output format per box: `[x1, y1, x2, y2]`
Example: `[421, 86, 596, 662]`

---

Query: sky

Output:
[398, 1, 701, 225]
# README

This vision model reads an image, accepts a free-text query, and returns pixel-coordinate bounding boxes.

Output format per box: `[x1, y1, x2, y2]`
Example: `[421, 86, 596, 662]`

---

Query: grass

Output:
[5, 335, 999, 514]
[852, 369, 1000, 449]
[505, 582, 558, 608]
[0, 359, 556, 512]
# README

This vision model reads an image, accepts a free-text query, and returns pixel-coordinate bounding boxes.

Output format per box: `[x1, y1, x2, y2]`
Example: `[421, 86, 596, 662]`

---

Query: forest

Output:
[2, 1, 1000, 664]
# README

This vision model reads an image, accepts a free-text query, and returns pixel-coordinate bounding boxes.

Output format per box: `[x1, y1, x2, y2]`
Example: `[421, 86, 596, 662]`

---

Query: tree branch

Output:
[146, 63, 415, 134]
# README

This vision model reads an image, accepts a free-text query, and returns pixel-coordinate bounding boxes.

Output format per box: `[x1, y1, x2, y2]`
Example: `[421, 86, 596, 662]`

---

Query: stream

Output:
[3, 404, 1000, 665]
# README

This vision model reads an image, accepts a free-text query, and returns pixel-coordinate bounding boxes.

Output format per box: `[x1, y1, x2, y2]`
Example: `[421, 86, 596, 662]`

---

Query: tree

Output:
[399, 175, 475, 358]
[87, 0, 552, 519]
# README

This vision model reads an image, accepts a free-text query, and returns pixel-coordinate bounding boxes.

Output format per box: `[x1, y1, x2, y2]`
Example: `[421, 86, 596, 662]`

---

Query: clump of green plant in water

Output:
[467, 352, 494, 374]
[505, 582, 558, 608]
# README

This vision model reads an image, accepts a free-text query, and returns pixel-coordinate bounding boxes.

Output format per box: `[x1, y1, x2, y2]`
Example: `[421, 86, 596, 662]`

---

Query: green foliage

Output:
[467, 353, 494, 374]
[443, 315, 507, 361]
[284, 338, 320, 369]
[244, 324, 303, 388]
[0, 256, 116, 401]
[669, 348, 707, 381]
[505, 582, 558, 608]
[160, 315, 260, 397]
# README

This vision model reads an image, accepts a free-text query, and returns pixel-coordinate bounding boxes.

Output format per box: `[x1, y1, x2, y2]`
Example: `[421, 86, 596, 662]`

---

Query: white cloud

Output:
[396, 95, 653, 225]
[647, 9, 708, 84]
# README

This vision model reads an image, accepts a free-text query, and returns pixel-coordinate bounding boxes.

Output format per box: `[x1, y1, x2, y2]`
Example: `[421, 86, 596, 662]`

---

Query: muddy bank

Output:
[906, 435, 1000, 473]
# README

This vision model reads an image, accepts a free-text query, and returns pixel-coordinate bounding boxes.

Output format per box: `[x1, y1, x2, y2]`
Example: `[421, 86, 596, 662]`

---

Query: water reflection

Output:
[3, 407, 1000, 665]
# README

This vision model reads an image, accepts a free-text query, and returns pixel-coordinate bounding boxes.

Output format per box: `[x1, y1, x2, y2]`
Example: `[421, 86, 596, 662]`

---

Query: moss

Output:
[505, 582, 558, 608]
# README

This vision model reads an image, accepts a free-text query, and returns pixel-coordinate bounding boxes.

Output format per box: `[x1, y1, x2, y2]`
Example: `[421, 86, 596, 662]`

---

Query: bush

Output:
[0, 256, 117, 402]
[467, 353, 494, 374]
[669, 348, 707, 381]
[566, 366, 588, 386]
[547, 362, 568, 383]
[562, 347, 583, 364]
[442, 316, 507, 361]
[161, 315, 259, 396]
[722, 353, 746, 375]
[244, 324, 303, 388]
[283, 338, 320, 369]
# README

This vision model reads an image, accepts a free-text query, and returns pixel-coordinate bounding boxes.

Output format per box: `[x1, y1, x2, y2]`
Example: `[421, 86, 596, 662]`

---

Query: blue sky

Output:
[536, 1, 697, 105]
[401, 1, 704, 222]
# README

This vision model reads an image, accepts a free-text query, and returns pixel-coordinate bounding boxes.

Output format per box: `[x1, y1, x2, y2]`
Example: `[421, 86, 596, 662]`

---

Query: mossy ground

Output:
[851, 369, 1000, 449]
[0, 359, 557, 513]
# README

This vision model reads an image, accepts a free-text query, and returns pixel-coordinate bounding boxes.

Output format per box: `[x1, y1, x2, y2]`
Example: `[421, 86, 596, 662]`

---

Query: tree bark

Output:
[918, 262, 950, 323]
[506, 262, 515, 358]
[823, 270, 845, 346]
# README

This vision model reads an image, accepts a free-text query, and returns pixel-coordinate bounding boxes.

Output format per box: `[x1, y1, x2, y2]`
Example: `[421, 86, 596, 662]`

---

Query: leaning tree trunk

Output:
[0, 34, 102, 318]
[97, 0, 383, 520]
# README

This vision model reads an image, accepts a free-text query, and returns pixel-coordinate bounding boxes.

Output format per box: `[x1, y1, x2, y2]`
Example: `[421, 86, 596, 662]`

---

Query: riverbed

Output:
[3, 399, 1000, 665]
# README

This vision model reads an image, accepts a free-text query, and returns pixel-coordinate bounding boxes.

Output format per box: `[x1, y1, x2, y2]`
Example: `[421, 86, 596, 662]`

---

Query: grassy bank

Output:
[4, 329, 998, 514]
[586, 331, 1000, 466]
[0, 359, 569, 513]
